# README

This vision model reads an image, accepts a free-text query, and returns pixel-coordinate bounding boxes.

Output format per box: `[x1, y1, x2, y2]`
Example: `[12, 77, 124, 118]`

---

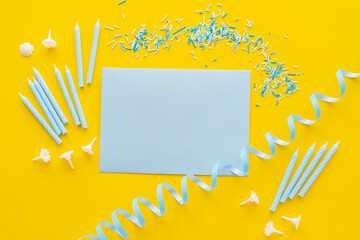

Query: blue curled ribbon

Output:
[80, 69, 359, 240]
[240, 69, 360, 175]
[80, 161, 242, 240]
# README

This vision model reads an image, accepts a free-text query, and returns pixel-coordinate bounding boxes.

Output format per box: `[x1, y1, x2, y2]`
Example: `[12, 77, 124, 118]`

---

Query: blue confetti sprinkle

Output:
[107, 4, 302, 105]
[118, 0, 126, 6]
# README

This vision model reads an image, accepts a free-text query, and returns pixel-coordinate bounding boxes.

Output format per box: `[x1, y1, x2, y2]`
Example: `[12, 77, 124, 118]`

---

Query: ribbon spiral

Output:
[240, 69, 359, 175]
[81, 69, 359, 239]
[80, 162, 242, 240]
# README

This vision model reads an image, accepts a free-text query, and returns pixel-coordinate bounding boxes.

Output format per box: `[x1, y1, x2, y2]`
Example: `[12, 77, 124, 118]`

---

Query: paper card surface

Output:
[100, 68, 250, 175]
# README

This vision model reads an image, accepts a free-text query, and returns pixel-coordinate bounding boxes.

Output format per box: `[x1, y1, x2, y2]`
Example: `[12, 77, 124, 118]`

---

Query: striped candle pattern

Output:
[34, 79, 67, 135]
[86, 19, 100, 84]
[288, 142, 328, 199]
[54, 65, 81, 126]
[298, 141, 340, 197]
[75, 23, 84, 87]
[28, 79, 61, 135]
[65, 66, 87, 128]
[270, 149, 298, 212]
[280, 143, 315, 202]
[19, 93, 62, 144]
[33, 67, 68, 124]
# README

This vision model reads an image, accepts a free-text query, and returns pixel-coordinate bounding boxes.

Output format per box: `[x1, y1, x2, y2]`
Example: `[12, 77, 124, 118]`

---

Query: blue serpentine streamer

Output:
[240, 69, 360, 175]
[80, 161, 242, 240]
[80, 69, 359, 240]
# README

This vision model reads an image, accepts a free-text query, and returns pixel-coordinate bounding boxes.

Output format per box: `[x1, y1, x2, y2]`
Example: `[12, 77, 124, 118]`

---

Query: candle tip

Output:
[19, 92, 24, 98]
[96, 19, 100, 25]
[75, 22, 79, 29]
[28, 78, 32, 84]
[32, 67, 39, 75]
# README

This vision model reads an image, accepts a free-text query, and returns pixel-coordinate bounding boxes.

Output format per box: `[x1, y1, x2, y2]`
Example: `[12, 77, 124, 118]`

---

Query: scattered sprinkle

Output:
[217, 3, 223, 7]
[246, 19, 253, 28]
[118, 0, 126, 6]
[255, 104, 260, 107]
[112, 42, 118, 49]
[106, 40, 115, 46]
[161, 15, 167, 22]
[106, 4, 301, 105]
[284, 35, 288, 39]
[104, 26, 114, 30]
[113, 25, 120, 29]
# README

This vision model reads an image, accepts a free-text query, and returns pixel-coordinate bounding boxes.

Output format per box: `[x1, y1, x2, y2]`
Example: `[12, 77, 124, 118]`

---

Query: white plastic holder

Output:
[42, 30, 57, 48]
[282, 215, 301, 229]
[81, 137, 97, 155]
[32, 148, 51, 163]
[60, 150, 74, 169]
[240, 190, 259, 205]
[264, 221, 283, 236]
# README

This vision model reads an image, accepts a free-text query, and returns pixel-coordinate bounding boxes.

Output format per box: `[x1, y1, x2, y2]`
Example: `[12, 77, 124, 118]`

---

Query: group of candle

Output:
[20, 20, 100, 144]
[75, 19, 100, 87]
[270, 141, 340, 212]
[20, 67, 87, 144]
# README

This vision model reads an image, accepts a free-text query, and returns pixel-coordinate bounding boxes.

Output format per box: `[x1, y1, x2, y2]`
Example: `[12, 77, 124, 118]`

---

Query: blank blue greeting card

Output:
[100, 68, 250, 175]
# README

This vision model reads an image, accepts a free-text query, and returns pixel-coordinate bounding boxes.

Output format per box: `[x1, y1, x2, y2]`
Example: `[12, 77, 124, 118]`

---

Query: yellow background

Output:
[1, 0, 360, 239]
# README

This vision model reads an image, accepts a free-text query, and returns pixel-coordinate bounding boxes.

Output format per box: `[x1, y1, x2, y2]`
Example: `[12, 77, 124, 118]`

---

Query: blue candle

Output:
[280, 143, 315, 202]
[20, 93, 62, 144]
[28, 79, 61, 135]
[288, 142, 328, 199]
[54, 65, 81, 125]
[298, 141, 340, 197]
[270, 149, 298, 212]
[65, 66, 87, 128]
[75, 22, 84, 87]
[33, 79, 67, 134]
[86, 19, 100, 84]
[33, 67, 68, 124]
